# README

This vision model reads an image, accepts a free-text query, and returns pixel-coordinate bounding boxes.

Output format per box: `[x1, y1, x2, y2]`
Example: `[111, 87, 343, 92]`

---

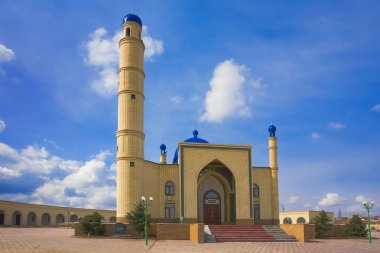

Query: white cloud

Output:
[0, 43, 15, 62]
[84, 26, 164, 97]
[370, 104, 380, 112]
[0, 142, 116, 209]
[0, 120, 5, 133]
[318, 193, 344, 206]
[200, 59, 251, 123]
[142, 26, 164, 61]
[171, 96, 183, 106]
[355, 195, 370, 203]
[311, 131, 320, 140]
[328, 122, 346, 130]
[288, 196, 299, 204]
[0, 166, 21, 178]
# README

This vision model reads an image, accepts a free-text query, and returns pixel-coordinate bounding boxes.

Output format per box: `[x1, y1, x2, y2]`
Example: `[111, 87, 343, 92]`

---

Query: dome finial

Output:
[160, 144, 167, 154]
[193, 129, 198, 138]
[268, 124, 277, 137]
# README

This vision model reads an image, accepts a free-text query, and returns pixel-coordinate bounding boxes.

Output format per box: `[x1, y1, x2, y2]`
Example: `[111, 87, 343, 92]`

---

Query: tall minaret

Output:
[268, 124, 279, 224]
[117, 14, 145, 222]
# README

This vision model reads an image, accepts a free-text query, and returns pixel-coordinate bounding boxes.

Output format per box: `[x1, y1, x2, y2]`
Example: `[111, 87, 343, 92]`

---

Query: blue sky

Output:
[0, 0, 379, 216]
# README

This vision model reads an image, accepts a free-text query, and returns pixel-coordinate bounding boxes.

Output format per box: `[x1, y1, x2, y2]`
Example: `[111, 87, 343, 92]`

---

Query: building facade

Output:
[279, 211, 334, 225]
[117, 14, 280, 225]
[0, 200, 115, 226]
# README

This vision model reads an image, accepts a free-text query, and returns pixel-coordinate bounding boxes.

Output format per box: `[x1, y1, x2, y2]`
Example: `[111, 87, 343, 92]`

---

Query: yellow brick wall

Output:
[252, 167, 273, 220]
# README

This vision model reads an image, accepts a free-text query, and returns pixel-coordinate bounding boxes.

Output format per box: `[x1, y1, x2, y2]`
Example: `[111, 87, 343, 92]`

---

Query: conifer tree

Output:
[126, 201, 150, 235]
[344, 215, 367, 237]
[312, 210, 332, 238]
[78, 212, 105, 236]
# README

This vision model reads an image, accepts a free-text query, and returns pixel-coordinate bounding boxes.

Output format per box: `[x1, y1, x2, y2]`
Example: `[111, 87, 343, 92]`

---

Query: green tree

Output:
[312, 210, 332, 238]
[344, 215, 367, 237]
[126, 201, 150, 236]
[78, 212, 105, 236]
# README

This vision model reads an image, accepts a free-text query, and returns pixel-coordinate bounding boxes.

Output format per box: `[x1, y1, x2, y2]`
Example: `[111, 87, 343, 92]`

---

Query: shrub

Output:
[312, 210, 332, 238]
[78, 212, 105, 236]
[344, 215, 367, 237]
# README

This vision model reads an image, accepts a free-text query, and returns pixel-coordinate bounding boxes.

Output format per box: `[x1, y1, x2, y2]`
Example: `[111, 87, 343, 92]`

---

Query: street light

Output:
[363, 201, 375, 244]
[141, 196, 153, 246]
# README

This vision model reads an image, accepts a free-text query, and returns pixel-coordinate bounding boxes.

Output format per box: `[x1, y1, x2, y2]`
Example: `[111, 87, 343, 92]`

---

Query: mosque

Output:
[116, 14, 280, 225]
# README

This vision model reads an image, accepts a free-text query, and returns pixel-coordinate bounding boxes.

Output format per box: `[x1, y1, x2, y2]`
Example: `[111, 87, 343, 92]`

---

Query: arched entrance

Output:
[27, 212, 37, 225]
[0, 210, 5, 225]
[42, 213, 51, 226]
[203, 190, 221, 224]
[12, 211, 21, 226]
[56, 214, 65, 224]
[197, 160, 236, 224]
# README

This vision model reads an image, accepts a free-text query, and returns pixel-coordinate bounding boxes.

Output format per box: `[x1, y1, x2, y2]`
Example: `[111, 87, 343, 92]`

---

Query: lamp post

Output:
[141, 196, 153, 246]
[362, 201, 374, 244]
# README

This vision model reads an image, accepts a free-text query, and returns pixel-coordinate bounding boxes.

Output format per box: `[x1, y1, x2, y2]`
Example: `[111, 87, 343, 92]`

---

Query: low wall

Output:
[280, 224, 315, 242]
[74, 223, 204, 243]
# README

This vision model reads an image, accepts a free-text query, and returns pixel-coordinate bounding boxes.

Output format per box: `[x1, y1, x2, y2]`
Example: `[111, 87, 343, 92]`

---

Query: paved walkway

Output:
[0, 228, 379, 253]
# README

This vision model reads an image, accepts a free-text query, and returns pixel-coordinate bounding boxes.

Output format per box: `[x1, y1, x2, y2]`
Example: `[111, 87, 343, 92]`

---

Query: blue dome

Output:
[122, 14, 142, 26]
[172, 130, 208, 163]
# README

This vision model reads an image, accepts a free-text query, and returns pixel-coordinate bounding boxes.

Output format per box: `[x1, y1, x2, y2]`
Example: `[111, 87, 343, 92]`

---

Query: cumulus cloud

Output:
[0, 43, 15, 62]
[328, 122, 346, 130]
[318, 193, 344, 206]
[0, 120, 5, 133]
[0, 142, 116, 209]
[288, 196, 299, 204]
[200, 59, 251, 123]
[84, 26, 164, 97]
[370, 104, 380, 112]
[311, 131, 320, 140]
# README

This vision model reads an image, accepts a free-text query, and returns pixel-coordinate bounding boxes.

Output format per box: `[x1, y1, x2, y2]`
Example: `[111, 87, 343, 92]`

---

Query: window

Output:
[165, 181, 174, 195]
[283, 217, 292, 224]
[253, 184, 259, 197]
[165, 203, 175, 219]
[253, 204, 260, 220]
[126, 27, 131, 37]
[297, 217, 306, 224]
[131, 94, 136, 99]
[130, 162, 135, 167]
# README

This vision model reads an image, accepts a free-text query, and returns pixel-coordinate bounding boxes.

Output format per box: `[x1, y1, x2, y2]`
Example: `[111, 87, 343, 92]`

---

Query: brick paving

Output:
[0, 228, 379, 253]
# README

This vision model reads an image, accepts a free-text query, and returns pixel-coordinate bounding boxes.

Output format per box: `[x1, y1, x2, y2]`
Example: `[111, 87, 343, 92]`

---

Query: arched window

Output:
[126, 27, 131, 37]
[297, 217, 306, 224]
[70, 214, 79, 222]
[283, 217, 292, 224]
[253, 184, 259, 197]
[109, 217, 116, 223]
[165, 181, 175, 196]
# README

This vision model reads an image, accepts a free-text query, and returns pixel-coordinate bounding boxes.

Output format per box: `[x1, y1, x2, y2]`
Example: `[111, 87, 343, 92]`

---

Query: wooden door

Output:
[203, 190, 221, 225]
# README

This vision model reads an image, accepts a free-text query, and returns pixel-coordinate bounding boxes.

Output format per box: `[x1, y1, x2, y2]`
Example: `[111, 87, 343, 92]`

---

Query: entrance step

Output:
[208, 225, 297, 243]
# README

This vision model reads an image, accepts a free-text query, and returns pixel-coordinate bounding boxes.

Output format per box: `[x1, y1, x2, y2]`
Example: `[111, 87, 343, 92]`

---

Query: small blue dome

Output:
[173, 130, 208, 163]
[122, 14, 142, 26]
[268, 124, 277, 137]
[160, 144, 166, 150]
